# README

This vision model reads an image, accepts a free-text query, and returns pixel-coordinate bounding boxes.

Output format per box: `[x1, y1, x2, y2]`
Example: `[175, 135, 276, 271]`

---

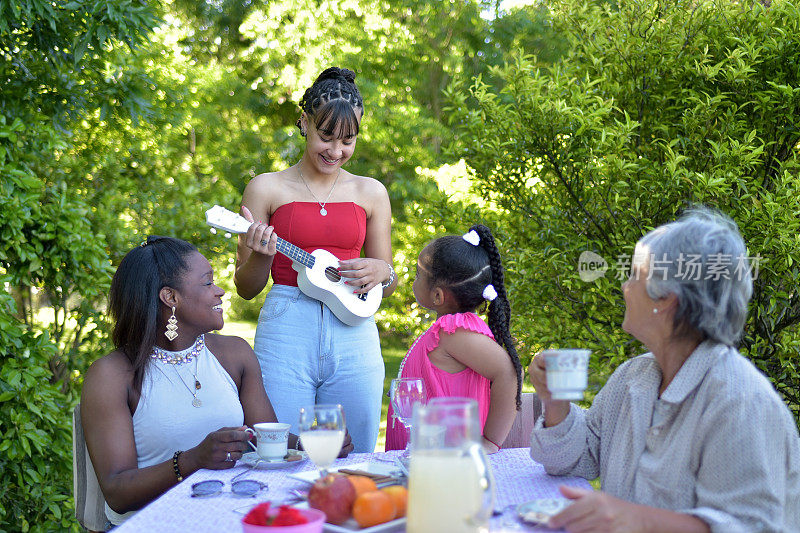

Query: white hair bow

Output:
[483, 284, 497, 301]
[462, 230, 480, 246]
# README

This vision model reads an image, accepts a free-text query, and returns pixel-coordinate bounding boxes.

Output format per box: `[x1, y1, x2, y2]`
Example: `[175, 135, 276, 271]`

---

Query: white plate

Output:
[293, 501, 405, 532]
[517, 498, 572, 525]
[240, 450, 308, 469]
[288, 462, 403, 484]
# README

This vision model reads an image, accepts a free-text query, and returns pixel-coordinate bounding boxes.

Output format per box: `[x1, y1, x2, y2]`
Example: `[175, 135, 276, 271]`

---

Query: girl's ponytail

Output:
[471, 225, 522, 410]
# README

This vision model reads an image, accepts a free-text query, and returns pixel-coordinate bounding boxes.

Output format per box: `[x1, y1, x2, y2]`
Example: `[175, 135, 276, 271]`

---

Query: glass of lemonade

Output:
[406, 398, 494, 533]
[298, 404, 345, 478]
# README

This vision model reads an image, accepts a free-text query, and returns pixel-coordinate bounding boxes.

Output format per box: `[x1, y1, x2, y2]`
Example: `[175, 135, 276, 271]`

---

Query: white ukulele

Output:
[205, 205, 382, 326]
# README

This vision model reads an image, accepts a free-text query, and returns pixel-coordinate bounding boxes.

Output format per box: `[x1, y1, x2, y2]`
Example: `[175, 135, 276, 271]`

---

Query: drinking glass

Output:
[390, 377, 427, 463]
[298, 404, 345, 479]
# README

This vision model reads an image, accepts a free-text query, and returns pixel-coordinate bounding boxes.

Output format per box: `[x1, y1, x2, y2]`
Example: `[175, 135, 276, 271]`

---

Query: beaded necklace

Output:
[150, 335, 205, 365]
[396, 332, 423, 381]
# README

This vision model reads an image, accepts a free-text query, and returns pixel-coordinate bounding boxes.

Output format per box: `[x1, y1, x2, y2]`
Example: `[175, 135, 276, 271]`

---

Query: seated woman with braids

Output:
[80, 237, 353, 526]
[385, 225, 522, 454]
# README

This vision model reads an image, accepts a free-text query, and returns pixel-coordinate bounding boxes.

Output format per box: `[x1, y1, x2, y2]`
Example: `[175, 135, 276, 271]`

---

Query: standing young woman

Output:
[234, 67, 396, 453]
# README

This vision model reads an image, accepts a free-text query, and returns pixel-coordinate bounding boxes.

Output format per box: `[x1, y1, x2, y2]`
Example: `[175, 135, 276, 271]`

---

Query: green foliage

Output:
[147, 0, 568, 321]
[0, 0, 159, 128]
[1, 0, 159, 530]
[447, 0, 800, 421]
[1, 0, 161, 375]
[0, 286, 78, 532]
[1, 2, 569, 529]
[6, 0, 799, 530]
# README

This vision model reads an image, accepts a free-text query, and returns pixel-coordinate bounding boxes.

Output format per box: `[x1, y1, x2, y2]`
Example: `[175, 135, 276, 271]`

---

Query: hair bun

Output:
[316, 66, 356, 84]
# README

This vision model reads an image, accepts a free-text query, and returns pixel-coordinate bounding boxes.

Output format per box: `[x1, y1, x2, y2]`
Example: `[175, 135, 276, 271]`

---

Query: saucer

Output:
[517, 498, 571, 525]
[240, 450, 307, 469]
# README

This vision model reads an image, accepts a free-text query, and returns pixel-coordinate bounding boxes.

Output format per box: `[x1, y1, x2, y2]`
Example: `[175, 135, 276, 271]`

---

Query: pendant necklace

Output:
[150, 335, 204, 407]
[172, 356, 202, 408]
[298, 163, 341, 216]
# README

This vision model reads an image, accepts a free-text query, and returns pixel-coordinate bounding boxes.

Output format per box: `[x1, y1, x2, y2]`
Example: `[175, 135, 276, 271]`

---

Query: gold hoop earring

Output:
[165, 306, 178, 341]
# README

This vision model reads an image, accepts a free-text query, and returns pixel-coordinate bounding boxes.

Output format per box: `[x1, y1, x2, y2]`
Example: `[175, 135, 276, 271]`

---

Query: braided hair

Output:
[296, 67, 363, 139]
[422, 225, 523, 409]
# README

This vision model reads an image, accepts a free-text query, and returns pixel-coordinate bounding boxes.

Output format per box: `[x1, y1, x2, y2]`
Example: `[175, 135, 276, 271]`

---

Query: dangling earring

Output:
[165, 306, 178, 341]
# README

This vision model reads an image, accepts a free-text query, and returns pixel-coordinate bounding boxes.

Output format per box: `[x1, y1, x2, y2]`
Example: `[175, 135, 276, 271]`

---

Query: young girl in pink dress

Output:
[385, 225, 522, 453]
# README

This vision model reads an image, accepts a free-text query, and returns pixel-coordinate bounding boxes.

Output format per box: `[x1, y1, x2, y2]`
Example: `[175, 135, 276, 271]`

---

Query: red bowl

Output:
[241, 507, 325, 533]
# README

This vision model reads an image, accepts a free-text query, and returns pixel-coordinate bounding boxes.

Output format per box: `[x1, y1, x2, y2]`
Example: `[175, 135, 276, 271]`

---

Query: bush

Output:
[0, 286, 78, 532]
[0, 2, 159, 530]
[446, 0, 800, 422]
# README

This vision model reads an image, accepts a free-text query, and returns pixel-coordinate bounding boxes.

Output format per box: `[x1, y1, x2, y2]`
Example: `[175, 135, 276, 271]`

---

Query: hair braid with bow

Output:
[424, 224, 522, 409]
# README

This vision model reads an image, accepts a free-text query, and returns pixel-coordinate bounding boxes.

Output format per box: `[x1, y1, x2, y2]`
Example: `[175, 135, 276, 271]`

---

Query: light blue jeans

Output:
[254, 285, 384, 453]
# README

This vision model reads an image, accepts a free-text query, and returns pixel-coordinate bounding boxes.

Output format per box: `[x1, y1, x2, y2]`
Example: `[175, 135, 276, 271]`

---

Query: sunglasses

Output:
[190, 479, 268, 498]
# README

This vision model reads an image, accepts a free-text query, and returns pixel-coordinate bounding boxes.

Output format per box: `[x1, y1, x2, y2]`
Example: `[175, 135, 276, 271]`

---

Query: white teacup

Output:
[543, 349, 590, 400]
[246, 422, 291, 460]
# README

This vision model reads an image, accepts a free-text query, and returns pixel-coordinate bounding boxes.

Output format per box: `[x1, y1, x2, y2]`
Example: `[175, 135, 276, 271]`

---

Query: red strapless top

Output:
[269, 202, 367, 287]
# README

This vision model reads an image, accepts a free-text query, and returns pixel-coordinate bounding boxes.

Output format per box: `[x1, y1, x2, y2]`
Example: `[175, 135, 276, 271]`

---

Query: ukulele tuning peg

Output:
[224, 232, 232, 239]
[210, 228, 217, 234]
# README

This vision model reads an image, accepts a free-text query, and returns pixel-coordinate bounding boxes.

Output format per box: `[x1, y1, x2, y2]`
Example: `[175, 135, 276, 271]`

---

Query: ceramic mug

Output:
[542, 349, 591, 401]
[245, 422, 291, 460]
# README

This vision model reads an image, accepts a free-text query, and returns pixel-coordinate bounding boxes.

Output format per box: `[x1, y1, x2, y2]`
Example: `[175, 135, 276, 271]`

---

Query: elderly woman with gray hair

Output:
[528, 207, 799, 533]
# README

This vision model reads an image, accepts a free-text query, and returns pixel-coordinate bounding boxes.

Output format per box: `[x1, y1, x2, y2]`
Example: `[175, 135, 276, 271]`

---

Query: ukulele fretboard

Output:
[275, 238, 315, 269]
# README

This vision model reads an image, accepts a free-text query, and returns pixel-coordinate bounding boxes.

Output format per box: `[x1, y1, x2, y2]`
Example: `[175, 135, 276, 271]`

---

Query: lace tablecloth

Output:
[114, 448, 591, 532]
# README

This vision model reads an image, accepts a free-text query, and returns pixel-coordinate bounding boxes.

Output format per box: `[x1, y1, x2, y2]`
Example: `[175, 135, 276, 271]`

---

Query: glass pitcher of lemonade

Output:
[406, 397, 495, 533]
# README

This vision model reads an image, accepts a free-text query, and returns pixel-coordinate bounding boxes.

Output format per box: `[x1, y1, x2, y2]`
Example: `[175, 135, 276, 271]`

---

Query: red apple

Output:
[307, 473, 356, 525]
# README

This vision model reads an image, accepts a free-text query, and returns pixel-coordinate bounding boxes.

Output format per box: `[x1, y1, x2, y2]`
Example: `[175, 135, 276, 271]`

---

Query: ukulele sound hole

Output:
[325, 266, 368, 301]
[325, 267, 342, 283]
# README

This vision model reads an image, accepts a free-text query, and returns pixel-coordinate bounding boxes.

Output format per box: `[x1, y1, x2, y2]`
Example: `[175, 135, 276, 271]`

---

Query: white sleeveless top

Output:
[106, 337, 244, 525]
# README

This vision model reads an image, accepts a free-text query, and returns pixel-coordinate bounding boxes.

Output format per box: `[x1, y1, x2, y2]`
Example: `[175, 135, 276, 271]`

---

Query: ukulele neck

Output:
[275, 237, 315, 269]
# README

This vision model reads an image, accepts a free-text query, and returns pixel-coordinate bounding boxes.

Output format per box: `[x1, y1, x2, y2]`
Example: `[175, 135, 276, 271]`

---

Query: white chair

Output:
[72, 403, 108, 532]
[501, 392, 542, 449]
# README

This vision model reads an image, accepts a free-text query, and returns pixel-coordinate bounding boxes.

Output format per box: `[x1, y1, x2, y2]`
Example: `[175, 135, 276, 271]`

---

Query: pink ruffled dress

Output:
[385, 312, 493, 451]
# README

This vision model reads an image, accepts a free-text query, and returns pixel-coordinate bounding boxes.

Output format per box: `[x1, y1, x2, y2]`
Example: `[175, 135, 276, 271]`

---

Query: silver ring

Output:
[260, 239, 268, 246]
[226, 451, 232, 462]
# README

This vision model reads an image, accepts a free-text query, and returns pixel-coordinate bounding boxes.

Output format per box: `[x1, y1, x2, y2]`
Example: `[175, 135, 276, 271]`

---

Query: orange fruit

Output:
[351, 490, 396, 528]
[347, 475, 378, 497]
[381, 485, 408, 518]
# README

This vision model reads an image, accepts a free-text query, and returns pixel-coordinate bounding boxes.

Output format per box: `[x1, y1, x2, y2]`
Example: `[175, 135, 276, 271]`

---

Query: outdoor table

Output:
[114, 448, 592, 532]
